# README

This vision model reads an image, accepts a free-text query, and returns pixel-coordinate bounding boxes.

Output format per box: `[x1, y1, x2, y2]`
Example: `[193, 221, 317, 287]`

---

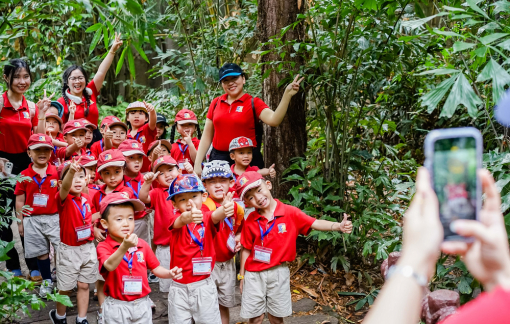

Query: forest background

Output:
[2, 0, 510, 321]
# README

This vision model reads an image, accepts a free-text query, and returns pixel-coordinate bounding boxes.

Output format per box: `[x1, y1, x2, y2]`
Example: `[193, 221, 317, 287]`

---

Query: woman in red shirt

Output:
[56, 33, 123, 137]
[194, 63, 304, 175]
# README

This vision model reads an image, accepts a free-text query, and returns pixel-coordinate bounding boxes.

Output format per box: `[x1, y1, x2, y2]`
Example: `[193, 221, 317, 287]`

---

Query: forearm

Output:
[211, 206, 226, 224]
[172, 214, 189, 229]
[311, 219, 339, 231]
[60, 169, 75, 199]
[65, 143, 79, 157]
[139, 183, 151, 204]
[188, 145, 197, 162]
[152, 265, 172, 278]
[103, 245, 129, 272]
[92, 212, 101, 222]
[240, 248, 250, 276]
[15, 196, 25, 219]
[36, 116, 46, 134]
[104, 137, 112, 150]
[93, 52, 116, 91]
[148, 110, 157, 130]
[53, 140, 68, 148]
[260, 93, 292, 127]
[194, 119, 213, 169]
[68, 112, 75, 121]
[257, 168, 270, 176]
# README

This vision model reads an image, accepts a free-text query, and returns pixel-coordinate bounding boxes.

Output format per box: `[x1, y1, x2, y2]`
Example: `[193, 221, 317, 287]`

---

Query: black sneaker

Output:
[76, 318, 89, 324]
[49, 309, 67, 324]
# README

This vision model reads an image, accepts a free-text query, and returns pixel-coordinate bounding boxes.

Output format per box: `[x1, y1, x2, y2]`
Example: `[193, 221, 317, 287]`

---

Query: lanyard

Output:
[257, 219, 276, 246]
[100, 139, 104, 152]
[125, 181, 141, 199]
[32, 176, 46, 192]
[135, 132, 140, 141]
[99, 193, 103, 204]
[178, 143, 188, 157]
[224, 216, 234, 232]
[72, 198, 87, 224]
[186, 224, 205, 254]
[123, 251, 135, 275]
[53, 146, 57, 155]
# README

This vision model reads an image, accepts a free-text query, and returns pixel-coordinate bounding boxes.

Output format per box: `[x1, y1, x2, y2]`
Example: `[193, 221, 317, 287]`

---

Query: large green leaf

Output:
[89, 28, 102, 55]
[433, 28, 465, 38]
[479, 33, 509, 45]
[492, 1, 510, 14]
[453, 41, 476, 53]
[115, 47, 128, 76]
[476, 59, 510, 102]
[497, 38, 510, 51]
[420, 75, 457, 113]
[401, 12, 448, 30]
[127, 46, 136, 79]
[415, 68, 460, 76]
[125, 0, 143, 15]
[441, 73, 482, 118]
[85, 23, 102, 33]
[467, 0, 490, 19]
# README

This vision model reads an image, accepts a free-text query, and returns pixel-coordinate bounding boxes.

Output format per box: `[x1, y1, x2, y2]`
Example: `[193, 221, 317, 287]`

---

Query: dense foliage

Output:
[2, 0, 510, 312]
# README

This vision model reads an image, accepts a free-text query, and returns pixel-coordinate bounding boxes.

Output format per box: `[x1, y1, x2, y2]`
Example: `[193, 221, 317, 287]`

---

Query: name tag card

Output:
[75, 224, 92, 242]
[33, 193, 49, 207]
[178, 160, 186, 171]
[254, 245, 272, 264]
[192, 257, 212, 275]
[122, 276, 143, 295]
[227, 232, 236, 253]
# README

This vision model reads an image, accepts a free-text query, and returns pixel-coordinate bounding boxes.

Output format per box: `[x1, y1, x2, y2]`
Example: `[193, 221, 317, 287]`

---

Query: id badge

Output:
[75, 224, 92, 241]
[178, 159, 187, 172]
[192, 257, 212, 275]
[33, 193, 49, 207]
[227, 232, 236, 253]
[122, 276, 143, 295]
[254, 245, 272, 264]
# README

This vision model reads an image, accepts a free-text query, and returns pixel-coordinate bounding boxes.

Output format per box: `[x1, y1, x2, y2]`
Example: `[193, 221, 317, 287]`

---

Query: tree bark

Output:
[257, 0, 307, 198]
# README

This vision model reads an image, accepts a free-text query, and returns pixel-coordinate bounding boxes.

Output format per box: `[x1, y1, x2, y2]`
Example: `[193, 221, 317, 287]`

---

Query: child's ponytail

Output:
[169, 124, 177, 144]
[196, 124, 202, 140]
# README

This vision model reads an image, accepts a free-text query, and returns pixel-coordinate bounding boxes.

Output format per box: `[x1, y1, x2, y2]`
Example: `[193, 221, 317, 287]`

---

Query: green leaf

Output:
[497, 38, 510, 51]
[442, 5, 465, 11]
[102, 26, 109, 50]
[492, 1, 510, 14]
[115, 47, 128, 76]
[355, 298, 367, 310]
[467, 0, 490, 19]
[0, 241, 15, 261]
[133, 42, 149, 63]
[441, 73, 482, 118]
[432, 28, 465, 38]
[337, 291, 366, 296]
[85, 23, 102, 33]
[127, 46, 136, 79]
[415, 68, 460, 76]
[125, 0, 143, 15]
[453, 41, 476, 53]
[420, 75, 457, 113]
[89, 28, 102, 55]
[401, 12, 448, 30]
[457, 276, 473, 294]
[476, 59, 510, 102]
[479, 33, 509, 45]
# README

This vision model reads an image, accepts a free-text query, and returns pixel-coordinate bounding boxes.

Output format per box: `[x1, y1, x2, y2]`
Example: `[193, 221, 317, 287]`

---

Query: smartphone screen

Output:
[433, 137, 478, 240]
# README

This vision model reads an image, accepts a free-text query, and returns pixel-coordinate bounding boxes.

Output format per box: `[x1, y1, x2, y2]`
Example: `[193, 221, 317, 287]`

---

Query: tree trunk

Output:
[258, 0, 307, 198]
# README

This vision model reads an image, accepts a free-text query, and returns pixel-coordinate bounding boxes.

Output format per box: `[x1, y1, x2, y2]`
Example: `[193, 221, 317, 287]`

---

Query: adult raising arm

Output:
[93, 32, 123, 93]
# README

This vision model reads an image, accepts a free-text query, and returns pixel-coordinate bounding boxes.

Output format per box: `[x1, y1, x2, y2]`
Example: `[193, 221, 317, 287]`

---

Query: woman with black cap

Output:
[194, 63, 304, 175]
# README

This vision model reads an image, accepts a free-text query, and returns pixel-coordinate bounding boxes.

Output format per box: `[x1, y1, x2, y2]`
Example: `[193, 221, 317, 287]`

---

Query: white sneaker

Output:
[39, 280, 53, 299]
[96, 311, 103, 324]
[150, 298, 156, 309]
[148, 272, 159, 283]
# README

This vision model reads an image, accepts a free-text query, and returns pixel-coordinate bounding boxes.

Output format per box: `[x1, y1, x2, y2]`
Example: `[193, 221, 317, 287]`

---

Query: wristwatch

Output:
[237, 274, 244, 280]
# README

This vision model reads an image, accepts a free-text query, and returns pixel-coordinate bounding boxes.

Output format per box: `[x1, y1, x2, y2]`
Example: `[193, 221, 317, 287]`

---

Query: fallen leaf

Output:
[310, 269, 317, 275]
[293, 284, 319, 298]
[293, 290, 301, 294]
[344, 272, 355, 286]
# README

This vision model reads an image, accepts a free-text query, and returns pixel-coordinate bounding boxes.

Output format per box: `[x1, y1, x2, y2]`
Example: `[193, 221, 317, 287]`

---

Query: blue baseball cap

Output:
[201, 160, 233, 180]
[167, 174, 207, 200]
[219, 63, 243, 82]
[50, 101, 64, 118]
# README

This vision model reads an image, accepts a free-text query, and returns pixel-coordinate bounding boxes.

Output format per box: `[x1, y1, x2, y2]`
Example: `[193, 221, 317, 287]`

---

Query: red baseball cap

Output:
[80, 154, 97, 167]
[175, 109, 198, 125]
[147, 140, 172, 156]
[27, 134, 54, 150]
[234, 171, 264, 200]
[118, 139, 147, 157]
[152, 155, 177, 173]
[63, 120, 88, 135]
[97, 149, 126, 172]
[229, 136, 255, 151]
[45, 113, 63, 129]
[57, 160, 72, 179]
[99, 191, 145, 216]
[100, 115, 128, 131]
[126, 101, 147, 114]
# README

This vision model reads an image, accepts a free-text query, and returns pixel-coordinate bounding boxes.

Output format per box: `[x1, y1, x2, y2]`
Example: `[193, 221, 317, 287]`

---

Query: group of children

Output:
[14, 101, 354, 324]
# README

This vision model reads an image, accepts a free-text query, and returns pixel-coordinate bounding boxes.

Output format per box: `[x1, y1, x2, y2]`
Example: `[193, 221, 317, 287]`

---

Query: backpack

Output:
[0, 95, 37, 119]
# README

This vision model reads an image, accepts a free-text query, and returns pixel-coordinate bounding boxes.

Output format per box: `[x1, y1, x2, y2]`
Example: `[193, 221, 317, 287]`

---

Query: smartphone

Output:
[4, 162, 13, 175]
[424, 127, 482, 241]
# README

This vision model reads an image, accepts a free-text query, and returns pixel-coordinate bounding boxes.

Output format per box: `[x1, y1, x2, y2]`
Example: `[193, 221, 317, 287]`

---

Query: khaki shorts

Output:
[93, 239, 105, 281]
[240, 264, 292, 319]
[155, 245, 171, 293]
[167, 277, 221, 324]
[211, 258, 236, 307]
[147, 210, 154, 242]
[57, 241, 98, 291]
[23, 214, 60, 258]
[134, 217, 149, 243]
[102, 295, 152, 324]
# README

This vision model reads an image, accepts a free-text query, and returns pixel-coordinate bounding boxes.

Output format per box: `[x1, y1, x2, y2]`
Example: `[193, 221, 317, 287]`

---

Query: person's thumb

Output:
[270, 164, 275, 169]
[189, 199, 197, 210]
[158, 140, 162, 148]
[343, 213, 349, 222]
[125, 232, 131, 240]
[450, 220, 492, 244]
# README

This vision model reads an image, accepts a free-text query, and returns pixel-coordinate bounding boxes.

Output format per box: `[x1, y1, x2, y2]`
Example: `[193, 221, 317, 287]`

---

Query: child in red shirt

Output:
[201, 160, 244, 324]
[229, 136, 275, 179]
[79, 154, 100, 200]
[147, 139, 172, 165]
[49, 158, 97, 324]
[169, 109, 201, 171]
[90, 116, 128, 158]
[14, 134, 60, 298]
[166, 174, 234, 324]
[56, 120, 88, 160]
[236, 172, 353, 323]
[45, 113, 67, 166]
[97, 192, 182, 324]
[139, 155, 181, 293]
[125, 101, 157, 173]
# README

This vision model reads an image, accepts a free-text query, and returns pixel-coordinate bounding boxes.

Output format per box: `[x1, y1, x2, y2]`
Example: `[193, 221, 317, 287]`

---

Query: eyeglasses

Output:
[69, 76, 85, 82]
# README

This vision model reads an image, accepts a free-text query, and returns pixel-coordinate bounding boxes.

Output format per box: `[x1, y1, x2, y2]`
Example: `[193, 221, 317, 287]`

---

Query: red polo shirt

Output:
[203, 198, 244, 262]
[58, 80, 100, 126]
[170, 137, 200, 169]
[14, 164, 59, 216]
[127, 123, 157, 173]
[0, 92, 39, 154]
[123, 173, 146, 220]
[87, 184, 101, 202]
[206, 93, 269, 152]
[241, 200, 316, 272]
[90, 140, 104, 159]
[92, 182, 135, 216]
[56, 147, 87, 161]
[231, 164, 260, 180]
[168, 208, 218, 284]
[56, 192, 94, 246]
[149, 187, 174, 246]
[97, 236, 159, 301]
